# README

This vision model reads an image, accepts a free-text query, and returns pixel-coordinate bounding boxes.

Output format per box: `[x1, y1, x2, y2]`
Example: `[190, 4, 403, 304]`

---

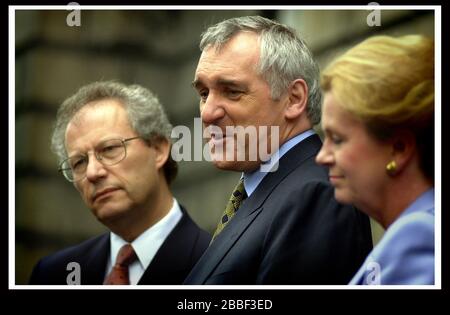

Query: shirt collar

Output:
[243, 129, 316, 197]
[109, 198, 183, 270]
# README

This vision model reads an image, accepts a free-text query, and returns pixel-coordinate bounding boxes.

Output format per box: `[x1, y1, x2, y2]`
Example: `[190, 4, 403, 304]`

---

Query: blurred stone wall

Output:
[14, 8, 434, 284]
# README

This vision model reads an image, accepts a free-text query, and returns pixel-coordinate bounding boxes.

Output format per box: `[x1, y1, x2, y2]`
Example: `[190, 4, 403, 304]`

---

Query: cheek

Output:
[76, 184, 91, 205]
[338, 144, 385, 192]
[126, 157, 158, 186]
[336, 140, 370, 169]
[255, 102, 282, 123]
[335, 148, 359, 170]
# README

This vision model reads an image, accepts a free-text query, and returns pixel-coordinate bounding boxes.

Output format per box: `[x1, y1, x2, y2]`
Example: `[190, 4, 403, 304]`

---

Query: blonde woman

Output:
[316, 35, 434, 285]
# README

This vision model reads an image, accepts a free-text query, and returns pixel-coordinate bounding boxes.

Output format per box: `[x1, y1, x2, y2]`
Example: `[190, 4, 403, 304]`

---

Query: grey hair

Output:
[51, 81, 177, 183]
[200, 15, 322, 125]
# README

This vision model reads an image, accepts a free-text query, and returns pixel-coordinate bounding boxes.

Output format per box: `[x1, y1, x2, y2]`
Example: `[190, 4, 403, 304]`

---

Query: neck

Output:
[280, 117, 311, 146]
[373, 170, 432, 229]
[106, 179, 174, 242]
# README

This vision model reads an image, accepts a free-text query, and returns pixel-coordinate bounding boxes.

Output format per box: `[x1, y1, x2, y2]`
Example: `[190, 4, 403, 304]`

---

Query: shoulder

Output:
[255, 175, 372, 284]
[170, 207, 211, 253]
[258, 141, 369, 232]
[41, 233, 109, 264]
[29, 233, 108, 284]
[372, 211, 435, 284]
[377, 210, 434, 255]
[269, 174, 355, 224]
[264, 176, 368, 246]
[267, 153, 330, 205]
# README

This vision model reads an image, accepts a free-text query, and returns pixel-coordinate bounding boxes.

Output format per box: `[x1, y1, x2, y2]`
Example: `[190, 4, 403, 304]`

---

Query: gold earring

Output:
[386, 160, 397, 176]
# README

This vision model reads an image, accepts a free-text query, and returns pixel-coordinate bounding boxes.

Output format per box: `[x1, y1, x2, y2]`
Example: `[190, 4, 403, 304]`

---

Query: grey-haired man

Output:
[184, 16, 372, 284]
[30, 81, 210, 285]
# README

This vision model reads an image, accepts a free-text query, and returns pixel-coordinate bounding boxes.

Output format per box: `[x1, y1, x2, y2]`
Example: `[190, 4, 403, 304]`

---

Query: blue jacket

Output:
[350, 189, 435, 285]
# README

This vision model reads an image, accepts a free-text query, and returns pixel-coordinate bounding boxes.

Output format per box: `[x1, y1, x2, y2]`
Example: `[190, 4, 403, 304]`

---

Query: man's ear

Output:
[151, 137, 171, 170]
[285, 79, 308, 120]
[389, 130, 417, 175]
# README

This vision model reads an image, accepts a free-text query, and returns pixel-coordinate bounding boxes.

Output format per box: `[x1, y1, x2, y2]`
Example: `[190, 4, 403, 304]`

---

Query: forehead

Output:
[65, 99, 133, 149]
[322, 92, 365, 131]
[323, 92, 347, 124]
[69, 98, 129, 128]
[195, 32, 260, 81]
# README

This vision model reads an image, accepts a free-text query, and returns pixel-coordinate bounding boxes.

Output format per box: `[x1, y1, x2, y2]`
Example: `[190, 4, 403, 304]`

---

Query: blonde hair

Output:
[321, 35, 434, 179]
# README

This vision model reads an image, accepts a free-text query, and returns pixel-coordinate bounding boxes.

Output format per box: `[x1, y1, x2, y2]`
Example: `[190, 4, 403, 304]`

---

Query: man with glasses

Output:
[29, 81, 210, 285]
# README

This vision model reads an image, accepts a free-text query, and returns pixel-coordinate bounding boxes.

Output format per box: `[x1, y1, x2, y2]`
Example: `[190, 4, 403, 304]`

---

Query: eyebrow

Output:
[192, 78, 247, 91]
[322, 126, 332, 134]
[191, 79, 202, 90]
[66, 136, 128, 156]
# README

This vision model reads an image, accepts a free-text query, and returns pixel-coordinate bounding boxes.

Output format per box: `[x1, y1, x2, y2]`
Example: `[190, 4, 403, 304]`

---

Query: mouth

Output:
[208, 132, 232, 146]
[210, 133, 223, 141]
[93, 187, 120, 202]
[329, 175, 344, 183]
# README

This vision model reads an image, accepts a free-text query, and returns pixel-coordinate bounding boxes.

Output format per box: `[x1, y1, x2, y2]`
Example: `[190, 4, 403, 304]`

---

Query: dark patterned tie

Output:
[103, 244, 137, 285]
[211, 178, 247, 242]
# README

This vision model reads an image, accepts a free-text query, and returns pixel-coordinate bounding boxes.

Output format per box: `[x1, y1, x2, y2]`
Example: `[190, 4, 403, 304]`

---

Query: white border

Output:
[433, 5, 442, 290]
[9, 5, 16, 289]
[10, 5, 441, 10]
[9, 5, 442, 290]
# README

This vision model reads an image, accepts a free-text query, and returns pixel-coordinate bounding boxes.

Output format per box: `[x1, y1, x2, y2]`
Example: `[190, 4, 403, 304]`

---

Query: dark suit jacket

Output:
[184, 134, 373, 284]
[29, 208, 210, 285]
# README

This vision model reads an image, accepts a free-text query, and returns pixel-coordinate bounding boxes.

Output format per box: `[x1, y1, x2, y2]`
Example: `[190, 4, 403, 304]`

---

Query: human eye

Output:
[330, 134, 344, 145]
[198, 89, 209, 103]
[225, 89, 243, 100]
[99, 141, 123, 158]
[70, 156, 87, 172]
[324, 129, 344, 146]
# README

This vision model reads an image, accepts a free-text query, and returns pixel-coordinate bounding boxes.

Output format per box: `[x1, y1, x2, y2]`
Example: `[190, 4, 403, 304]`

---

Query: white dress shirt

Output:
[105, 198, 183, 285]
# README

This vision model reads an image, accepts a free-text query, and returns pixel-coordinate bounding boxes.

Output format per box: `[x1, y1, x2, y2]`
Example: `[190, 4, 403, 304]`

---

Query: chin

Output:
[334, 190, 353, 205]
[210, 148, 261, 172]
[92, 204, 129, 224]
[212, 159, 243, 171]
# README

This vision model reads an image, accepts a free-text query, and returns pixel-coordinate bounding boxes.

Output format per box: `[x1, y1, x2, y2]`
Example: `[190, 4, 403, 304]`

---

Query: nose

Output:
[316, 140, 334, 166]
[200, 92, 226, 125]
[85, 153, 107, 182]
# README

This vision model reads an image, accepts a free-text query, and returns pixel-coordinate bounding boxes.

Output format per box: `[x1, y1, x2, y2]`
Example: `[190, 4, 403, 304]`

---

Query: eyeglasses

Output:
[59, 137, 141, 182]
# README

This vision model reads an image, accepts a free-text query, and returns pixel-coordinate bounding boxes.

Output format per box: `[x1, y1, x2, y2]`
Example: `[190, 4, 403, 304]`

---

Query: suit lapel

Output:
[187, 206, 264, 283]
[187, 134, 323, 284]
[138, 209, 198, 284]
[231, 134, 322, 218]
[74, 209, 198, 285]
[81, 233, 110, 284]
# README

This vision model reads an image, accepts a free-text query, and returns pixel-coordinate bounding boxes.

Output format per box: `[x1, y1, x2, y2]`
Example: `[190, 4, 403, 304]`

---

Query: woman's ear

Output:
[151, 137, 171, 170]
[389, 130, 417, 175]
[285, 79, 308, 120]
